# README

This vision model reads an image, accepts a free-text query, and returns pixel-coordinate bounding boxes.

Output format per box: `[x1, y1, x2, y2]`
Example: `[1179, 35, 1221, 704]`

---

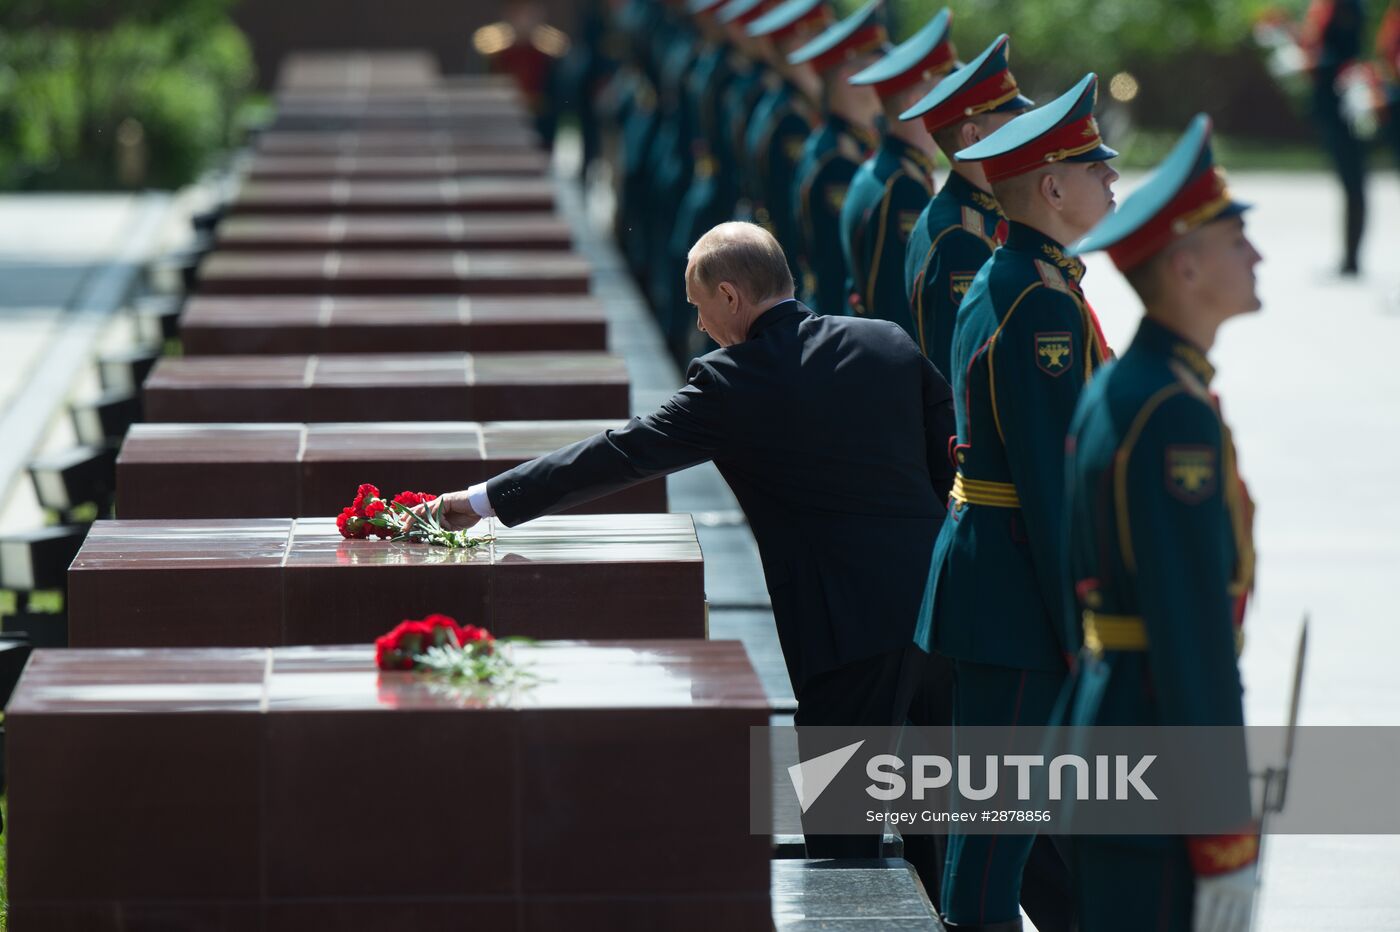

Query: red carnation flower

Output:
[352, 483, 382, 514]
[458, 624, 493, 644]
[336, 506, 369, 540]
[392, 490, 438, 508]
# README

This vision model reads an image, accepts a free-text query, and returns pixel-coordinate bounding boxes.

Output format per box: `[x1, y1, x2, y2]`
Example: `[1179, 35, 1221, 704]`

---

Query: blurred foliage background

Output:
[0, 0, 255, 190]
[839, 0, 1396, 164]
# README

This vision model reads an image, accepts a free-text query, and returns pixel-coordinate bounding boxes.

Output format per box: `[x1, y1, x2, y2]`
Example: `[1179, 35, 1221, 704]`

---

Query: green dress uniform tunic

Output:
[791, 115, 873, 315]
[838, 133, 936, 331]
[1062, 113, 1260, 932]
[902, 171, 1007, 376]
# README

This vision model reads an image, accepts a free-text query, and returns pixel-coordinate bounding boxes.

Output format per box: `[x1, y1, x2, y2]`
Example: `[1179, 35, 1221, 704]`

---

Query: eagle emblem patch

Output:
[1035, 331, 1073, 376]
[1166, 446, 1217, 503]
[950, 272, 976, 303]
[824, 184, 847, 213]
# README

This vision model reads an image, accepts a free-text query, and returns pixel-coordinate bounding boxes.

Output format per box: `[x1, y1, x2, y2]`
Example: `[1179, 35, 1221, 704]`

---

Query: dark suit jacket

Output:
[488, 299, 956, 693]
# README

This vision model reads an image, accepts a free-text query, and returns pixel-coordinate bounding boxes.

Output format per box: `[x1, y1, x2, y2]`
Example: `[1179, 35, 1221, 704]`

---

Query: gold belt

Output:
[950, 473, 1021, 508]
[1083, 612, 1244, 659]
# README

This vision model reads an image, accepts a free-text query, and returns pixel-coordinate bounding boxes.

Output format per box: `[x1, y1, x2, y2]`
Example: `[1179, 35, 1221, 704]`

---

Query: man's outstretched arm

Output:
[424, 361, 729, 530]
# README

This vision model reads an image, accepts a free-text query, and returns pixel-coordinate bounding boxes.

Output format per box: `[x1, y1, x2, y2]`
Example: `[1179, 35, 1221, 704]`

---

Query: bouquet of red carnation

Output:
[374, 613, 528, 684]
[336, 483, 492, 550]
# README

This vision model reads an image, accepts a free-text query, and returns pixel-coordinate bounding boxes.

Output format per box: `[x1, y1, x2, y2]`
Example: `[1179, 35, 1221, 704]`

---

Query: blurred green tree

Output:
[0, 0, 253, 189]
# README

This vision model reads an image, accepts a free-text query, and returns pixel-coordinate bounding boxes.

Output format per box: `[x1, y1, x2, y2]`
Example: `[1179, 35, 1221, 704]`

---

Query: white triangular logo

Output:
[788, 740, 865, 813]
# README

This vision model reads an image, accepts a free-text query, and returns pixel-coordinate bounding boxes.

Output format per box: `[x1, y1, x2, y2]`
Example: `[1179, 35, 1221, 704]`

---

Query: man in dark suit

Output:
[424, 221, 956, 857]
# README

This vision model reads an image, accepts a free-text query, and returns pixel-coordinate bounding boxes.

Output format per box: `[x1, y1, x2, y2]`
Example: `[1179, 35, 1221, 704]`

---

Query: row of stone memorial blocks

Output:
[3, 50, 795, 931]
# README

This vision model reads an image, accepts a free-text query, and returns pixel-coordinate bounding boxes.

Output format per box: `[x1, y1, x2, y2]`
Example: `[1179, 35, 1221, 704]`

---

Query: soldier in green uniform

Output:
[786, 1, 884, 314]
[741, 0, 832, 282]
[612, 0, 672, 282]
[839, 9, 956, 332]
[645, 7, 705, 338]
[917, 73, 1118, 931]
[899, 35, 1032, 375]
[717, 0, 786, 221]
[1064, 114, 1262, 932]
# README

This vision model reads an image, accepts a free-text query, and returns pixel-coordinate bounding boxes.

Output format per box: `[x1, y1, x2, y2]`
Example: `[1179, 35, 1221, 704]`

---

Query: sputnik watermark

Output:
[865, 753, 1157, 802]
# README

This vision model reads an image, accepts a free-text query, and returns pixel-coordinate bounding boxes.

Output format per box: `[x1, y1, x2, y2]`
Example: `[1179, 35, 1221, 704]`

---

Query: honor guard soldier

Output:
[1302, 0, 1368, 273]
[839, 9, 956, 332]
[717, 0, 786, 219]
[645, 7, 706, 338]
[473, 0, 570, 146]
[899, 35, 1032, 375]
[919, 73, 1118, 931]
[1064, 115, 1262, 932]
[613, 0, 666, 280]
[787, 1, 885, 314]
[742, 0, 833, 280]
[1378, 2, 1400, 172]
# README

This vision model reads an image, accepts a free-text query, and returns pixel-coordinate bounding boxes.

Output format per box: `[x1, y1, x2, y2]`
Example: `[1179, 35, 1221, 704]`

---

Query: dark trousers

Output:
[794, 645, 929, 863]
[1386, 98, 1400, 174]
[1313, 67, 1368, 271]
[941, 660, 1076, 932]
[1073, 836, 1194, 932]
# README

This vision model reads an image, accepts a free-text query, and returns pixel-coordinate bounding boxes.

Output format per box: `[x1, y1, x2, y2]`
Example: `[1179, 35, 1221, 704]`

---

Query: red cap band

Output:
[871, 41, 957, 99]
[1107, 167, 1233, 271]
[920, 69, 1022, 134]
[980, 114, 1103, 183]
[806, 23, 887, 72]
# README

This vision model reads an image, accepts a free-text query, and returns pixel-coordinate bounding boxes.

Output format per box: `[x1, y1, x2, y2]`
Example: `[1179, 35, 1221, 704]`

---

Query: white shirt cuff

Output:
[466, 482, 495, 518]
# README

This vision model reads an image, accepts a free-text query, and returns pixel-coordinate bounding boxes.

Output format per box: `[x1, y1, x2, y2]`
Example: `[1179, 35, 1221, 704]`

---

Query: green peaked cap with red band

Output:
[899, 34, 1034, 133]
[954, 72, 1118, 183]
[747, 0, 833, 40]
[848, 7, 956, 100]
[1070, 113, 1250, 271]
[788, 0, 887, 72]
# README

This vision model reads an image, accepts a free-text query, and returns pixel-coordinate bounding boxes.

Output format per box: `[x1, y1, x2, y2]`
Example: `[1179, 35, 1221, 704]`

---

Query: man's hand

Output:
[1194, 863, 1258, 932]
[411, 490, 483, 531]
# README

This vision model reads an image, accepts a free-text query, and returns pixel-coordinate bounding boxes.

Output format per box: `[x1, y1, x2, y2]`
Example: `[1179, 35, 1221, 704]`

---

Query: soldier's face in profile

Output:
[1047, 160, 1119, 240]
[1182, 217, 1263, 317]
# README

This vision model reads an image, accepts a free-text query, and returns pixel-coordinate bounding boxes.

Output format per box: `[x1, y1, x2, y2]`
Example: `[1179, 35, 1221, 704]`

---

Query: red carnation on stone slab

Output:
[373, 614, 515, 685]
[333, 484, 489, 550]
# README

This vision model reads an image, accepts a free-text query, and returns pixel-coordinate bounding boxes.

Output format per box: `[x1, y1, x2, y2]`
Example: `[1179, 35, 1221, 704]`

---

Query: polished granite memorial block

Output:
[244, 152, 550, 180]
[277, 50, 444, 91]
[255, 129, 542, 155]
[270, 103, 535, 133]
[227, 178, 555, 216]
[179, 296, 605, 354]
[142, 353, 629, 422]
[5, 640, 770, 930]
[116, 421, 666, 518]
[194, 250, 588, 295]
[214, 213, 571, 252]
[67, 514, 706, 646]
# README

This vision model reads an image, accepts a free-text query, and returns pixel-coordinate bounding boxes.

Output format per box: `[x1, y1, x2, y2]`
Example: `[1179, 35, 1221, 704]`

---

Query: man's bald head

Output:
[686, 221, 795, 306]
[684, 222, 796, 347]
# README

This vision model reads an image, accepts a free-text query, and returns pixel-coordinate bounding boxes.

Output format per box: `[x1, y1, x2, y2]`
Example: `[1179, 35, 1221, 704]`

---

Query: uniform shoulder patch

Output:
[1165, 445, 1217, 503]
[950, 271, 976, 303]
[824, 183, 848, 213]
[898, 209, 920, 238]
[1034, 331, 1073, 376]
[1034, 258, 1071, 294]
[959, 206, 986, 239]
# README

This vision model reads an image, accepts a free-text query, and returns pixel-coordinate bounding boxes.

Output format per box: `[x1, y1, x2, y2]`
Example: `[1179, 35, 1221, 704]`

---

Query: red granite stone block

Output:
[227, 179, 555, 215]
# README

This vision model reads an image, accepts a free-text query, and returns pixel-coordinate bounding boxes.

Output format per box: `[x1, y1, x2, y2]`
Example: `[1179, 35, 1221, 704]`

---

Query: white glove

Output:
[1194, 862, 1258, 932]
